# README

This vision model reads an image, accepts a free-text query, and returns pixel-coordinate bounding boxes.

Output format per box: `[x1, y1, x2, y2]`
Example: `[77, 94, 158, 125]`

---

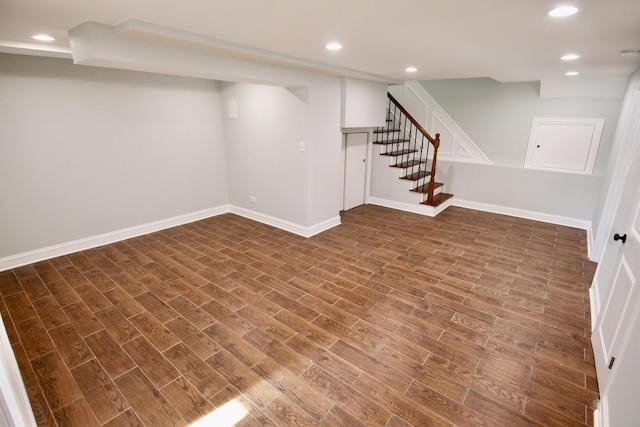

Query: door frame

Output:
[340, 129, 373, 211]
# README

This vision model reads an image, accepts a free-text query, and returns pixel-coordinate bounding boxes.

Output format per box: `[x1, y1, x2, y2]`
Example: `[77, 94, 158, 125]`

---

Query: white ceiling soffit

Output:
[1, 0, 639, 83]
[68, 20, 397, 85]
[0, 39, 71, 59]
[117, 20, 398, 83]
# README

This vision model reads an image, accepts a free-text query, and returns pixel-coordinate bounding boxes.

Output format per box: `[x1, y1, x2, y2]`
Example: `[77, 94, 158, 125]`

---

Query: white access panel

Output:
[525, 118, 604, 174]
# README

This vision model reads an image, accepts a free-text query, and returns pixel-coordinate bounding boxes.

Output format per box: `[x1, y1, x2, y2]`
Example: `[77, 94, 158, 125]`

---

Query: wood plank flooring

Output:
[0, 205, 599, 426]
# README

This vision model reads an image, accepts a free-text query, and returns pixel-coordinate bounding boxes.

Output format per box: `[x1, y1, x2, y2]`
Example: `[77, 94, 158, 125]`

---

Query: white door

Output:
[591, 100, 640, 425]
[596, 180, 640, 426]
[343, 133, 367, 211]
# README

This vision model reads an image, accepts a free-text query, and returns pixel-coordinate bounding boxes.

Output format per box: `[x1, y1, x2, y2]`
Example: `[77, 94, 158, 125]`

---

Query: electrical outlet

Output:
[250, 196, 257, 203]
[299, 141, 305, 152]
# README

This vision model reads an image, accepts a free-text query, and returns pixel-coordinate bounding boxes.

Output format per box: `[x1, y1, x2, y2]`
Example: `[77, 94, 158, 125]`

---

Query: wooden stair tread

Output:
[421, 192, 454, 207]
[410, 182, 443, 193]
[373, 138, 409, 145]
[380, 148, 418, 156]
[378, 94, 451, 214]
[391, 159, 424, 168]
[400, 170, 431, 181]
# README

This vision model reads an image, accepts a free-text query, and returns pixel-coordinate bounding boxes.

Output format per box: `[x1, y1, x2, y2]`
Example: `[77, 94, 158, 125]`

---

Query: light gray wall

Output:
[378, 78, 625, 224]
[341, 78, 388, 128]
[305, 81, 344, 226]
[419, 78, 623, 174]
[0, 53, 229, 258]
[221, 83, 310, 225]
[221, 76, 343, 228]
[437, 161, 602, 221]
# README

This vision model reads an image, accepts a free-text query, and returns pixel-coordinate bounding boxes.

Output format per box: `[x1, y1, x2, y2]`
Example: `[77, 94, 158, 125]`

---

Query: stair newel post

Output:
[426, 133, 440, 206]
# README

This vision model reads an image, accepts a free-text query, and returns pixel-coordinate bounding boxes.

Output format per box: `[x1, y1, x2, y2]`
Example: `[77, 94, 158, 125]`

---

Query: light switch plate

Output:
[228, 99, 238, 119]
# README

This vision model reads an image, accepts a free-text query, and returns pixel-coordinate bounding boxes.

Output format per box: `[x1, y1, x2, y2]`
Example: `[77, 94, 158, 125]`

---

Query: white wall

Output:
[369, 78, 625, 236]
[366, 78, 625, 232]
[306, 81, 344, 226]
[438, 161, 601, 222]
[0, 53, 229, 260]
[221, 83, 310, 225]
[221, 76, 343, 229]
[418, 78, 623, 173]
[67, 20, 368, 234]
[341, 78, 388, 128]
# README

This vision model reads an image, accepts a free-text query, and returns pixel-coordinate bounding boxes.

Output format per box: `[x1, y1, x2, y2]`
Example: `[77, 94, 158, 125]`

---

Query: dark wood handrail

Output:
[387, 93, 439, 145]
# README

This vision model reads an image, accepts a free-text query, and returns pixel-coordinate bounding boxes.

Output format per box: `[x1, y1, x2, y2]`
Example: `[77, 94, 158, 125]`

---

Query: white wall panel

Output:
[0, 53, 229, 259]
[341, 78, 387, 128]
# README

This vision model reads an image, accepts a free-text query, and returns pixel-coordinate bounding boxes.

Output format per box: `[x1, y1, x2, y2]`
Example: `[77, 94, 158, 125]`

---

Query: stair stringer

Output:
[390, 81, 493, 165]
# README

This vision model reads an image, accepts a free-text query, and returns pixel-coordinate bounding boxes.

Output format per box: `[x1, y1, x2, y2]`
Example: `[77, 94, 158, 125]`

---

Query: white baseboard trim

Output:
[230, 206, 341, 238]
[0, 205, 231, 272]
[0, 198, 592, 272]
[0, 205, 343, 272]
[368, 196, 453, 217]
[453, 199, 592, 229]
[368, 197, 594, 257]
[453, 199, 594, 259]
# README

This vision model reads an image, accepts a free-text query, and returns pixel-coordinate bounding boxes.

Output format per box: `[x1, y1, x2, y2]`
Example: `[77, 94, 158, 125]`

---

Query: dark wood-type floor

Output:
[0, 205, 599, 426]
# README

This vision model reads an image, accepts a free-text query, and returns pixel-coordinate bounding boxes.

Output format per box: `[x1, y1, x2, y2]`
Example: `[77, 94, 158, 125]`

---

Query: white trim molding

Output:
[0, 205, 345, 272]
[453, 198, 593, 259]
[396, 81, 492, 165]
[452, 198, 593, 261]
[0, 206, 231, 272]
[230, 206, 341, 238]
[368, 196, 454, 218]
[368, 196, 592, 256]
[453, 198, 592, 229]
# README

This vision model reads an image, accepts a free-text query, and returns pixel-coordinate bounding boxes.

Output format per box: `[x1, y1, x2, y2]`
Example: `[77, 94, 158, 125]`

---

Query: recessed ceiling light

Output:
[325, 42, 342, 51]
[561, 53, 580, 61]
[405, 67, 418, 73]
[565, 71, 580, 76]
[31, 34, 55, 42]
[547, 6, 579, 17]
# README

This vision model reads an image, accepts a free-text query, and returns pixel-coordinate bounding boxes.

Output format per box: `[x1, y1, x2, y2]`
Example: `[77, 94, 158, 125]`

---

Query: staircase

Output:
[374, 93, 453, 208]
